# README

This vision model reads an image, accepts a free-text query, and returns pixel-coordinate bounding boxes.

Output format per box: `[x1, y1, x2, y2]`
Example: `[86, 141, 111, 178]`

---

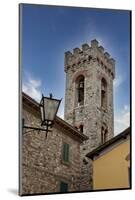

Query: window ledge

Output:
[61, 159, 71, 167]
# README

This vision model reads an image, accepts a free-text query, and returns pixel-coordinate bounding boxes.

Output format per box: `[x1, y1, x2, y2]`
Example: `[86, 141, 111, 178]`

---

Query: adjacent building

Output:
[86, 127, 130, 190]
[20, 92, 88, 195]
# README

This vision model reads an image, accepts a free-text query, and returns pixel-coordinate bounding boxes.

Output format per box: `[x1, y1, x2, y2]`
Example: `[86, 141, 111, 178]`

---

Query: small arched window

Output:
[88, 55, 92, 62]
[101, 61, 103, 66]
[101, 125, 108, 144]
[101, 78, 107, 109]
[76, 75, 85, 106]
[79, 125, 83, 133]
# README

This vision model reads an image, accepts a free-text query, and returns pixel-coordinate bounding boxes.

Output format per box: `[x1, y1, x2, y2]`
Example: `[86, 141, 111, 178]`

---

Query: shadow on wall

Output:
[7, 188, 18, 196]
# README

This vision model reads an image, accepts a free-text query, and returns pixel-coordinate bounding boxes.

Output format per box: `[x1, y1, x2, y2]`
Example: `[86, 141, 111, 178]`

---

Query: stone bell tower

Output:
[64, 39, 115, 190]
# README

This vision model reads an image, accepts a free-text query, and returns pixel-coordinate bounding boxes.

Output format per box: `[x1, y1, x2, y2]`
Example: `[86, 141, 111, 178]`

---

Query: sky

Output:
[21, 4, 130, 135]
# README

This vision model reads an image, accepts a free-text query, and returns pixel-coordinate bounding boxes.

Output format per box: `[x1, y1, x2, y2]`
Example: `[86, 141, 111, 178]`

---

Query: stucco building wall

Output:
[93, 137, 130, 190]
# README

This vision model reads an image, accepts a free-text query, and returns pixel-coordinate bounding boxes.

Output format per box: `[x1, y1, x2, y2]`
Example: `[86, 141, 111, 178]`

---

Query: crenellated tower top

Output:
[64, 39, 115, 79]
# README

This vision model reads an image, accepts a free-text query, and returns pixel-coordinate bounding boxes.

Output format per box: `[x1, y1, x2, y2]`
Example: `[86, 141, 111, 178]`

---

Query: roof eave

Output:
[86, 127, 130, 159]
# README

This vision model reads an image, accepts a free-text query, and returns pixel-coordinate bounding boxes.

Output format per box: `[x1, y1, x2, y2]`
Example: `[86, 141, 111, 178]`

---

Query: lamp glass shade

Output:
[40, 105, 44, 122]
[43, 97, 60, 121]
[40, 98, 44, 122]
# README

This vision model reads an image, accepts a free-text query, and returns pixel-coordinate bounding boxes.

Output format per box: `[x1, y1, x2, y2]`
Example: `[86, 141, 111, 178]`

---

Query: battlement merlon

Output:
[91, 39, 99, 48]
[98, 46, 104, 53]
[108, 58, 115, 79]
[73, 48, 81, 54]
[65, 51, 73, 57]
[104, 52, 110, 59]
[82, 43, 90, 51]
[64, 39, 115, 77]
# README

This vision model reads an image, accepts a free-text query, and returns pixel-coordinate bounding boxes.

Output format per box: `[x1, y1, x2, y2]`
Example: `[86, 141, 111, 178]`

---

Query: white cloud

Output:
[57, 101, 64, 119]
[123, 105, 129, 111]
[57, 109, 64, 119]
[22, 74, 42, 102]
[113, 75, 124, 89]
[114, 105, 130, 135]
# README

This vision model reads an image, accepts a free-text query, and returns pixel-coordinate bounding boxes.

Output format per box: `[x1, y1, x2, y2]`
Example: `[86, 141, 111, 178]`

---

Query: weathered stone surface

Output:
[21, 100, 83, 195]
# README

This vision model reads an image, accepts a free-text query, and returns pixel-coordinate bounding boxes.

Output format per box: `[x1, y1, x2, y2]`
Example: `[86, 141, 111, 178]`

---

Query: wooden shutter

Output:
[62, 143, 69, 162]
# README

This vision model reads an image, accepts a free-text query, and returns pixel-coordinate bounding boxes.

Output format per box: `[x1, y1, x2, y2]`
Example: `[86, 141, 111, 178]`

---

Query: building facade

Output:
[20, 93, 87, 195]
[64, 39, 115, 190]
[86, 127, 130, 190]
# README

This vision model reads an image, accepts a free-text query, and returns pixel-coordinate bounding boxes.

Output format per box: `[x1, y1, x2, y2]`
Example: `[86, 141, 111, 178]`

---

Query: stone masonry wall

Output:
[21, 102, 82, 195]
[64, 39, 115, 190]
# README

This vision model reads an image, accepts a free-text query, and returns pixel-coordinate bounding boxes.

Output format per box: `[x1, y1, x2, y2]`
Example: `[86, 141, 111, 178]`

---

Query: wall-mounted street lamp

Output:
[23, 93, 61, 138]
[39, 93, 62, 131]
